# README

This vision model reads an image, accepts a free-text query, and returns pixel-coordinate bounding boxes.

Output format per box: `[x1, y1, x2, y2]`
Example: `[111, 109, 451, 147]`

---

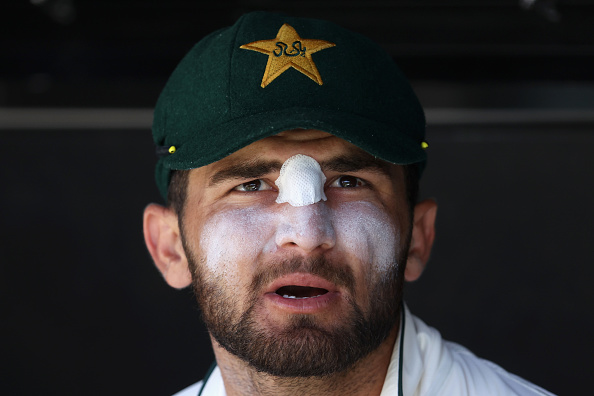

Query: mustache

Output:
[249, 255, 356, 294]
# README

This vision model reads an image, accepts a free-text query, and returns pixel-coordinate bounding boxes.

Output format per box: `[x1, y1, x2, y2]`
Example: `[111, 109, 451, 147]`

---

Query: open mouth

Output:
[275, 285, 329, 299]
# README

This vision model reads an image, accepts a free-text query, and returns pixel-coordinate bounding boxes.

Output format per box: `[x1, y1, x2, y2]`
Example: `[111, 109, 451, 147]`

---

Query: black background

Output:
[2, 1, 593, 395]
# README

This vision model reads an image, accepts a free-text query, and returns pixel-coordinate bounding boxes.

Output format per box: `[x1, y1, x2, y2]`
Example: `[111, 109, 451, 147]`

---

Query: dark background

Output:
[2, 1, 593, 395]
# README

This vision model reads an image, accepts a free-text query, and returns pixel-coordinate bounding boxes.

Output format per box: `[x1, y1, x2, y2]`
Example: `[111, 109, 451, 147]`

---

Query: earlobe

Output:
[143, 203, 193, 289]
[405, 199, 437, 282]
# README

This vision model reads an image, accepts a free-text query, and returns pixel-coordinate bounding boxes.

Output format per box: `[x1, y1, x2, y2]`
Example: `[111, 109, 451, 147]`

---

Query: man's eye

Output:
[329, 176, 366, 188]
[234, 179, 273, 192]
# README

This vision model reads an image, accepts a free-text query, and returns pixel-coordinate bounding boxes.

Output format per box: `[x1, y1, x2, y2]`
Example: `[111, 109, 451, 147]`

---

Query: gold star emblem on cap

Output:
[240, 23, 336, 88]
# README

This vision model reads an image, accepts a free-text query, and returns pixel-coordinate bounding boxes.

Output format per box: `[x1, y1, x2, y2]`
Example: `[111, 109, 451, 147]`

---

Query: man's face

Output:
[179, 130, 412, 376]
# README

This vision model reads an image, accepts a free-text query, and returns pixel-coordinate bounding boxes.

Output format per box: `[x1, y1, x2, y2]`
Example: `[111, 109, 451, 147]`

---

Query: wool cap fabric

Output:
[153, 11, 427, 200]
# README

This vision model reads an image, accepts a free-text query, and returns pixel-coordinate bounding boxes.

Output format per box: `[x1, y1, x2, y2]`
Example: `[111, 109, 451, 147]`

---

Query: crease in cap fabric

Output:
[152, 11, 427, 200]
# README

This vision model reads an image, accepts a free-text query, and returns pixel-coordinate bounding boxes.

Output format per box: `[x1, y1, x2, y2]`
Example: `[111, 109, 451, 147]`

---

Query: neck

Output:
[211, 323, 400, 396]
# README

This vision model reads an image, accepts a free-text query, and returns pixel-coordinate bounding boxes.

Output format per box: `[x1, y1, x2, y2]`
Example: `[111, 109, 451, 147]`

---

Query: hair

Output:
[404, 163, 420, 217]
[168, 169, 190, 218]
[167, 163, 420, 220]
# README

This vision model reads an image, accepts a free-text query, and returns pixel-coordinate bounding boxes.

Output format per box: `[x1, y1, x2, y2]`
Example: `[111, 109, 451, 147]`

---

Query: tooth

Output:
[281, 294, 325, 299]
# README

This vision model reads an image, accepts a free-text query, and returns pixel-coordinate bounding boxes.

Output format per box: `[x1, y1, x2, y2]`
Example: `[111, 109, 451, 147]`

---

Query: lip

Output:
[266, 273, 339, 294]
[264, 273, 341, 314]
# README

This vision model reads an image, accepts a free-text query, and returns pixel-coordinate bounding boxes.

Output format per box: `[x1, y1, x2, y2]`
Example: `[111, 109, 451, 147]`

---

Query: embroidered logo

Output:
[240, 23, 336, 88]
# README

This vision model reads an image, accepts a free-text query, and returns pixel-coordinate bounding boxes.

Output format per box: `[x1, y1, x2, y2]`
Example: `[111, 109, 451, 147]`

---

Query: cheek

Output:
[332, 202, 400, 276]
[199, 207, 276, 282]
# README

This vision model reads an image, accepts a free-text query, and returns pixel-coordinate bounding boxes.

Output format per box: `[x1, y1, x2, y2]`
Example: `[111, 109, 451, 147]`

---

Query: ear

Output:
[405, 199, 438, 282]
[143, 203, 192, 289]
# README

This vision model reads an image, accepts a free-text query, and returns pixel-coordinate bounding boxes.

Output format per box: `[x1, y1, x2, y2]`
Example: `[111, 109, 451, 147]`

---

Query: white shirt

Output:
[174, 306, 555, 396]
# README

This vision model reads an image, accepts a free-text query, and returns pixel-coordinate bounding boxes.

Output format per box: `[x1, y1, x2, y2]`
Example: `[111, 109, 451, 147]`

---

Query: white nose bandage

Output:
[275, 154, 327, 207]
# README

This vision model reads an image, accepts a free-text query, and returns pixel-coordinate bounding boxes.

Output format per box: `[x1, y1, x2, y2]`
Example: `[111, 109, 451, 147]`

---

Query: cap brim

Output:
[156, 107, 426, 199]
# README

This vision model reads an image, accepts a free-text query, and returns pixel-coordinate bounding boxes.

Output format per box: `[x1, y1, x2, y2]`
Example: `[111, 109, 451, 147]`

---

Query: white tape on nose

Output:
[275, 154, 327, 207]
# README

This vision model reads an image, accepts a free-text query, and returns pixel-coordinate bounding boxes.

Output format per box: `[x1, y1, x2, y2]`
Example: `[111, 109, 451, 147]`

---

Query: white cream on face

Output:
[275, 154, 327, 207]
[331, 201, 399, 276]
[199, 200, 399, 283]
[199, 207, 277, 283]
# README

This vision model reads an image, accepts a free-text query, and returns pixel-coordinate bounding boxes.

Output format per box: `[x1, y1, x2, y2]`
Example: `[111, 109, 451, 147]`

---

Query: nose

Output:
[275, 202, 336, 254]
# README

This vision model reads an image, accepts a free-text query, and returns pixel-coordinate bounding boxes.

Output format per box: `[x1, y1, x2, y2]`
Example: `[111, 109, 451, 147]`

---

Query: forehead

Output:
[214, 129, 382, 169]
[185, 129, 405, 190]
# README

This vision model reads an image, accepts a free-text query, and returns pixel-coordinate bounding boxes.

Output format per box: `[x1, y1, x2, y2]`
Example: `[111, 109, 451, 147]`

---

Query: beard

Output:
[184, 246, 408, 378]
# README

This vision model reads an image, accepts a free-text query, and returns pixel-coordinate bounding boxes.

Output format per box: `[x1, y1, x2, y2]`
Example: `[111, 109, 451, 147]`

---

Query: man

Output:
[143, 11, 554, 396]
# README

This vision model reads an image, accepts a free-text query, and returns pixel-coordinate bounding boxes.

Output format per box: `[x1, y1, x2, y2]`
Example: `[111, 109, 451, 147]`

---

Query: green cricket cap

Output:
[153, 11, 427, 200]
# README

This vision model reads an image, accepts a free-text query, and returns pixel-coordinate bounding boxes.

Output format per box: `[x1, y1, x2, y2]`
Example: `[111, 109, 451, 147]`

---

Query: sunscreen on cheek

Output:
[332, 202, 399, 276]
[275, 154, 327, 207]
[199, 207, 277, 281]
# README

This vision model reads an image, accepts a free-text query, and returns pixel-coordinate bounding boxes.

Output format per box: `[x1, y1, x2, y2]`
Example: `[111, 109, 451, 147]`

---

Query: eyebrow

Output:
[209, 159, 283, 186]
[319, 154, 392, 176]
[208, 151, 392, 187]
